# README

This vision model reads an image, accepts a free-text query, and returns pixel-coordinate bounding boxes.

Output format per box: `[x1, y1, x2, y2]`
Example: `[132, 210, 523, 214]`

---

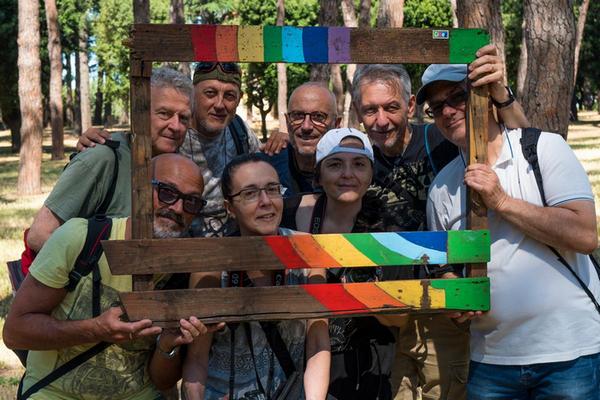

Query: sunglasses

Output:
[425, 89, 469, 118]
[151, 179, 207, 215]
[229, 183, 284, 203]
[194, 62, 241, 75]
[287, 111, 329, 127]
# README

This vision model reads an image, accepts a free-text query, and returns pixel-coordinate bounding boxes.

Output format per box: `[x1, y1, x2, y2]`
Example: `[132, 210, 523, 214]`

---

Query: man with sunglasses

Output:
[5, 153, 218, 399]
[422, 63, 600, 399]
[348, 45, 530, 400]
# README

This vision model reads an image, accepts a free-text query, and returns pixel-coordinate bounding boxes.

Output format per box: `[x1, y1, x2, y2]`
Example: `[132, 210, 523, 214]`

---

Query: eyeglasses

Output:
[287, 111, 329, 127]
[151, 179, 207, 214]
[194, 62, 241, 75]
[229, 183, 284, 203]
[425, 89, 468, 118]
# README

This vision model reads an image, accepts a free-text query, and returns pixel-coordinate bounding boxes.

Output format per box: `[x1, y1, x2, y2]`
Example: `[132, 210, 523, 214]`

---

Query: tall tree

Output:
[341, 0, 359, 128]
[574, 0, 590, 83]
[277, 0, 287, 132]
[359, 0, 372, 27]
[45, 0, 64, 159]
[520, 0, 576, 137]
[78, 16, 91, 134]
[133, 0, 150, 23]
[17, 0, 43, 195]
[377, 0, 404, 27]
[310, 0, 338, 81]
[64, 53, 74, 127]
[450, 0, 459, 27]
[457, 0, 506, 83]
[171, 0, 190, 76]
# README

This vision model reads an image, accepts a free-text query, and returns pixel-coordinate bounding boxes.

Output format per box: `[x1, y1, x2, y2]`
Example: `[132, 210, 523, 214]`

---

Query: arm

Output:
[3, 274, 160, 350]
[182, 332, 213, 400]
[465, 163, 598, 253]
[27, 206, 63, 252]
[304, 318, 330, 400]
[149, 317, 224, 391]
[469, 44, 530, 129]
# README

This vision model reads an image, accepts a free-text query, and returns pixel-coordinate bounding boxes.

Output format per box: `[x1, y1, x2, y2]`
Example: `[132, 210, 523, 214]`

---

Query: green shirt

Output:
[44, 132, 131, 221]
[25, 218, 160, 400]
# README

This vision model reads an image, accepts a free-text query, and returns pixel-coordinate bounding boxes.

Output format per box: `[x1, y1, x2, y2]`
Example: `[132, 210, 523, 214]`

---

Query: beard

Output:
[153, 208, 186, 238]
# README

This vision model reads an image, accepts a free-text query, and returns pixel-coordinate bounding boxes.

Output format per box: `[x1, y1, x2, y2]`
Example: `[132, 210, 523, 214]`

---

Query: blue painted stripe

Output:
[282, 26, 304, 63]
[371, 232, 448, 264]
[396, 231, 448, 252]
[302, 27, 328, 63]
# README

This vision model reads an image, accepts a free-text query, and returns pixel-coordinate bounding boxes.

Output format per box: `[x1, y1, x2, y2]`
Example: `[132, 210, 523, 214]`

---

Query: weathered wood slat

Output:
[104, 230, 491, 275]
[119, 278, 490, 326]
[129, 24, 487, 64]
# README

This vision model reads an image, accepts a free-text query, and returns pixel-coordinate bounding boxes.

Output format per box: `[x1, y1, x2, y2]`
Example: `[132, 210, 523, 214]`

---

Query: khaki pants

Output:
[392, 315, 470, 400]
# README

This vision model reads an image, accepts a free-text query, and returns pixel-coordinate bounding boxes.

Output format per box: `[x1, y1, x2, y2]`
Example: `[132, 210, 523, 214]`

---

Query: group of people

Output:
[3, 41, 599, 400]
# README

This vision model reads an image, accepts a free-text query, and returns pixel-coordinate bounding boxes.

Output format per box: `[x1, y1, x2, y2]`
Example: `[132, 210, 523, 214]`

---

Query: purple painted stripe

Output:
[328, 27, 350, 63]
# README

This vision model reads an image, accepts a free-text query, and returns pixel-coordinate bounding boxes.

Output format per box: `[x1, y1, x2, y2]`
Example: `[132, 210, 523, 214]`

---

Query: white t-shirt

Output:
[427, 127, 600, 365]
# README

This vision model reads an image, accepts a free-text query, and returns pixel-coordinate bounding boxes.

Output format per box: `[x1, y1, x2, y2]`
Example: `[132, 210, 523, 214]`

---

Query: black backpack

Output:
[520, 127, 600, 315]
[229, 114, 250, 155]
[17, 216, 114, 399]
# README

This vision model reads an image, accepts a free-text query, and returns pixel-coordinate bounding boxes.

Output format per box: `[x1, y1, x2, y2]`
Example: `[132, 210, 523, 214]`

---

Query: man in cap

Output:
[421, 62, 600, 399]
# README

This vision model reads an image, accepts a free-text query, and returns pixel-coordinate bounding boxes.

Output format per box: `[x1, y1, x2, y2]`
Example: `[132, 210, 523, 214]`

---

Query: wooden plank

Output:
[466, 84, 489, 277]
[129, 24, 484, 64]
[119, 278, 490, 326]
[104, 231, 491, 275]
[215, 25, 238, 61]
[129, 59, 154, 291]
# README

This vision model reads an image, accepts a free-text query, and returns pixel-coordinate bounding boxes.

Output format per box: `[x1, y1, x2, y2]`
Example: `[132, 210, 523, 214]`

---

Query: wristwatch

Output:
[156, 334, 180, 359]
[491, 86, 515, 109]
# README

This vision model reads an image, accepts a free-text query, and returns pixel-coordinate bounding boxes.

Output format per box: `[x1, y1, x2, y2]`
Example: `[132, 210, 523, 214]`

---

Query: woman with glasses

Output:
[182, 153, 330, 400]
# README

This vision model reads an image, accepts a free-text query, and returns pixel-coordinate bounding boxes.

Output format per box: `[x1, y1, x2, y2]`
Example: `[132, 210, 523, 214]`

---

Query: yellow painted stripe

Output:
[312, 234, 377, 267]
[238, 26, 264, 62]
[376, 280, 446, 309]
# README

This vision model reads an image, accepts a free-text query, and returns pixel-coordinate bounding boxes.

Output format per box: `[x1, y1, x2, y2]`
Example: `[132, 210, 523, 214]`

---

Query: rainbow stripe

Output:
[188, 26, 489, 64]
[265, 230, 490, 269]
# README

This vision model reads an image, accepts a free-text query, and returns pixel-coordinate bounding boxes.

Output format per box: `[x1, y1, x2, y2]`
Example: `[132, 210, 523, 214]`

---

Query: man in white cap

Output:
[421, 63, 600, 399]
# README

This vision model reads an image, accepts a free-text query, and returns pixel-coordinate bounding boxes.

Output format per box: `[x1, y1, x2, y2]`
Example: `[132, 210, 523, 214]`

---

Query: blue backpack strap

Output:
[519, 127, 546, 206]
[229, 114, 249, 155]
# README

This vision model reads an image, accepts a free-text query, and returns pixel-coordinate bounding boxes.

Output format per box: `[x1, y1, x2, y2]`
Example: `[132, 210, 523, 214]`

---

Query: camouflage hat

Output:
[193, 62, 241, 87]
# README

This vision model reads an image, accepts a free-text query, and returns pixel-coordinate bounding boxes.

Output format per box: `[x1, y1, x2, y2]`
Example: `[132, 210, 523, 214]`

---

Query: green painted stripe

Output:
[431, 277, 490, 311]
[447, 230, 490, 263]
[343, 233, 418, 266]
[449, 29, 490, 63]
[263, 26, 282, 62]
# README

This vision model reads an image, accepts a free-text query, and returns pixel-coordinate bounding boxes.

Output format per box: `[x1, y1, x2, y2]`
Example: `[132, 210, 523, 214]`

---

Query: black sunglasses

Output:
[425, 89, 469, 118]
[151, 179, 207, 215]
[194, 62, 241, 75]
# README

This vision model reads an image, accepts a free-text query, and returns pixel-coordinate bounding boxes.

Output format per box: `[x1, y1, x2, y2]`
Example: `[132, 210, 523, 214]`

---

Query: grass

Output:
[0, 114, 598, 395]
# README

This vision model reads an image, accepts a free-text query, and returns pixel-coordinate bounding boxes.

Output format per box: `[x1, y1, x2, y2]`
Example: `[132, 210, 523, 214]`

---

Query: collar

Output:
[458, 125, 512, 168]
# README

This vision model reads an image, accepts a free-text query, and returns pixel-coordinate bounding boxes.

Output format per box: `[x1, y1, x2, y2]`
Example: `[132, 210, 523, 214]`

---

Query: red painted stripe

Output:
[264, 236, 310, 269]
[303, 283, 369, 315]
[191, 25, 218, 61]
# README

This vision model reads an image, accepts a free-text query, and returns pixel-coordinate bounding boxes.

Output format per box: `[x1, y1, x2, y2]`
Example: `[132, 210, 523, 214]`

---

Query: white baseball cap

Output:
[316, 128, 374, 165]
[416, 64, 468, 105]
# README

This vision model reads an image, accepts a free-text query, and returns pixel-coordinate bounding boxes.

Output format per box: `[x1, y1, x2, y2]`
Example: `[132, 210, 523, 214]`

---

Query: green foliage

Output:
[576, 0, 600, 108]
[0, 0, 19, 135]
[186, 0, 238, 24]
[501, 0, 523, 91]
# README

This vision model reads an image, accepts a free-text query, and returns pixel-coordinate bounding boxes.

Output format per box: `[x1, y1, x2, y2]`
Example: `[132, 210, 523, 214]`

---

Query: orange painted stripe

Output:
[216, 25, 238, 61]
[344, 282, 406, 309]
[289, 235, 341, 268]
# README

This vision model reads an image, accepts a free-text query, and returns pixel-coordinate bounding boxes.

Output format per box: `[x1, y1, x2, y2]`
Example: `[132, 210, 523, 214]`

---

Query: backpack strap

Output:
[65, 216, 112, 318]
[96, 139, 120, 215]
[520, 128, 546, 206]
[229, 114, 249, 156]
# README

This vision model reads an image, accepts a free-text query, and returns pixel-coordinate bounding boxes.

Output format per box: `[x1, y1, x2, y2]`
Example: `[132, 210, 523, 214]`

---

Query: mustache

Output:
[155, 208, 184, 226]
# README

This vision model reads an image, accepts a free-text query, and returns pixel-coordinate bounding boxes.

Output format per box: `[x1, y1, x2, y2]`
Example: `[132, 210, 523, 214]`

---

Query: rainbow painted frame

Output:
[104, 24, 492, 325]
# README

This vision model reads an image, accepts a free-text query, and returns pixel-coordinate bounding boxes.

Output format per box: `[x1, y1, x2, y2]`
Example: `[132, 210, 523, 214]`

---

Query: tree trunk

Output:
[377, 0, 404, 28]
[341, 0, 359, 128]
[17, 0, 43, 195]
[74, 49, 82, 134]
[359, 0, 372, 27]
[64, 53, 74, 128]
[171, 0, 190, 77]
[276, 0, 287, 133]
[78, 21, 91, 134]
[331, 64, 344, 116]
[573, 0, 590, 83]
[521, 0, 575, 137]
[45, 0, 64, 160]
[311, 0, 338, 82]
[94, 68, 104, 125]
[133, 0, 150, 23]
[516, 16, 527, 98]
[450, 0, 459, 28]
[457, 0, 506, 84]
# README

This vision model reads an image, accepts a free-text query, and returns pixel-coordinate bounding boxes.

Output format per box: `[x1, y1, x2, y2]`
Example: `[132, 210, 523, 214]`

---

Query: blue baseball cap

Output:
[416, 64, 468, 105]
[316, 128, 374, 165]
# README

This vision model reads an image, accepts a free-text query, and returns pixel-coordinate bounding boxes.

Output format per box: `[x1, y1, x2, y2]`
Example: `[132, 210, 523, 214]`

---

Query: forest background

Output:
[0, 0, 599, 397]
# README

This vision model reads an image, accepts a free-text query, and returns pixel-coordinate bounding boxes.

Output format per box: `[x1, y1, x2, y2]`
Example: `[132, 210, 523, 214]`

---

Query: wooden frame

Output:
[105, 24, 491, 324]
